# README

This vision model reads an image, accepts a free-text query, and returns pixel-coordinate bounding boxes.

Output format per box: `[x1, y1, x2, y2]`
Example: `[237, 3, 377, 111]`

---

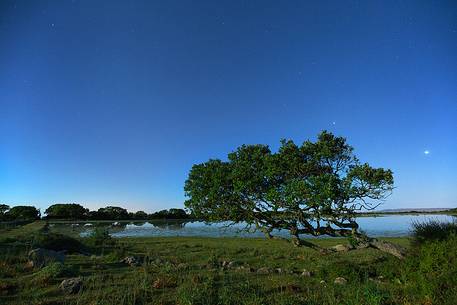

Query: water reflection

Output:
[52, 214, 455, 238]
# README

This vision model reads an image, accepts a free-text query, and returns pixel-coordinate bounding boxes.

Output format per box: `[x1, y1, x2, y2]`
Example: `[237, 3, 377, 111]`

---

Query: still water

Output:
[60, 214, 456, 238]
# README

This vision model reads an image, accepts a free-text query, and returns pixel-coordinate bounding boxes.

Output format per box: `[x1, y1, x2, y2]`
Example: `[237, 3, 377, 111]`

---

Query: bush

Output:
[84, 227, 115, 248]
[31, 232, 86, 253]
[411, 219, 457, 245]
[403, 221, 457, 304]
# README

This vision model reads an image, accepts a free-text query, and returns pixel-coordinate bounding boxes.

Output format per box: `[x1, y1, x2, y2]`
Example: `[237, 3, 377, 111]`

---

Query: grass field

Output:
[0, 221, 455, 305]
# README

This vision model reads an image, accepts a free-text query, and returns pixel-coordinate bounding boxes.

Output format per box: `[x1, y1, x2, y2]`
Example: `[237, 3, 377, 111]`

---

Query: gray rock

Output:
[334, 277, 347, 285]
[59, 277, 82, 294]
[28, 248, 65, 268]
[227, 261, 237, 268]
[121, 256, 140, 266]
[257, 267, 270, 274]
[301, 269, 312, 277]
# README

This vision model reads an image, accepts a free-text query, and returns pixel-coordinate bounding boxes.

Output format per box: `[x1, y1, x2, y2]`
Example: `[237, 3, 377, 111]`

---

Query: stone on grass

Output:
[301, 269, 312, 277]
[334, 277, 347, 285]
[59, 277, 82, 294]
[121, 256, 140, 266]
[257, 267, 270, 274]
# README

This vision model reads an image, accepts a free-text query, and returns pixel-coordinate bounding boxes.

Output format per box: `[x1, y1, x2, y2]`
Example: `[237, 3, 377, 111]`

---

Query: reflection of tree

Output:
[151, 220, 189, 230]
[131, 222, 146, 226]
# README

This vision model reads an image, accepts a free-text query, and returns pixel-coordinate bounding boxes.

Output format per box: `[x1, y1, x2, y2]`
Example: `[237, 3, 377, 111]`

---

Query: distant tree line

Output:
[0, 203, 192, 221]
[0, 204, 41, 221]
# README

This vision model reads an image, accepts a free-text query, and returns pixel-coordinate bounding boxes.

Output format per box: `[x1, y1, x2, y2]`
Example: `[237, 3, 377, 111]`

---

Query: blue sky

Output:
[1, 1, 456, 213]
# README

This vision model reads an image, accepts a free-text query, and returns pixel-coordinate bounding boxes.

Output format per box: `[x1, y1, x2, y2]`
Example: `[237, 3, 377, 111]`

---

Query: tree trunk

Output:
[366, 239, 406, 259]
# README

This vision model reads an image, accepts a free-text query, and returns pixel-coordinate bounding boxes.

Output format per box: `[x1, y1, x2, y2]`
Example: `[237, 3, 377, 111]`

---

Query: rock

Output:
[334, 277, 347, 285]
[59, 277, 82, 294]
[301, 269, 312, 277]
[227, 261, 237, 268]
[257, 267, 270, 274]
[121, 256, 140, 266]
[332, 244, 353, 252]
[28, 248, 65, 268]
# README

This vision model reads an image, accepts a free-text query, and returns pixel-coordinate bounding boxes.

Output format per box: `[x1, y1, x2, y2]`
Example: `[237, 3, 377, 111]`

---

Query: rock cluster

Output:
[121, 256, 141, 266]
[59, 277, 82, 294]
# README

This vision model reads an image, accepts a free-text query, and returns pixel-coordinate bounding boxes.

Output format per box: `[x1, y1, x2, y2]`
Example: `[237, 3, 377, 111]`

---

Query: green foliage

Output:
[45, 203, 89, 219]
[149, 208, 190, 219]
[91, 206, 129, 220]
[84, 227, 115, 248]
[5, 206, 40, 221]
[185, 131, 394, 244]
[0, 204, 9, 220]
[402, 233, 457, 304]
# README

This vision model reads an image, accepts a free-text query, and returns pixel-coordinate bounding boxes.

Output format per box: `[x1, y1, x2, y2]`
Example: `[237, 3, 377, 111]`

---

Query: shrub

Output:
[404, 221, 457, 304]
[31, 232, 86, 253]
[411, 219, 457, 245]
[84, 227, 115, 248]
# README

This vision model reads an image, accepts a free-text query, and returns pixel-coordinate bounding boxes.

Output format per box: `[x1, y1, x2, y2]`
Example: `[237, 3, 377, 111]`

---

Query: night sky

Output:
[1, 1, 456, 212]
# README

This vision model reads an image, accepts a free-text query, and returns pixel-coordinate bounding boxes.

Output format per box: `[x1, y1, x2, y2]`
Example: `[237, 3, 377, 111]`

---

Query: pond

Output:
[50, 214, 455, 238]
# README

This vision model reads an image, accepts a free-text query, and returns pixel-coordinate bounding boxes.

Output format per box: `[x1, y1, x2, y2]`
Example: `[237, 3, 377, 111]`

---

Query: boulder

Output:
[59, 277, 82, 294]
[28, 248, 65, 268]
[334, 277, 347, 285]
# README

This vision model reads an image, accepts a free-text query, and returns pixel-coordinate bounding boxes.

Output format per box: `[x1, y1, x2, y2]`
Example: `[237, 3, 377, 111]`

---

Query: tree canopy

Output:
[185, 131, 394, 248]
[6, 206, 41, 221]
[45, 203, 89, 219]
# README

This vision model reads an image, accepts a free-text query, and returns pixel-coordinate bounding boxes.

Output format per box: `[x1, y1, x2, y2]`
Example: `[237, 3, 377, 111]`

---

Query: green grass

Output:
[0, 221, 455, 305]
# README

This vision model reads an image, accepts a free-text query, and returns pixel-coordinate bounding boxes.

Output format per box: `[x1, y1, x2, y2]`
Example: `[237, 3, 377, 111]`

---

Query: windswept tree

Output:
[185, 131, 405, 258]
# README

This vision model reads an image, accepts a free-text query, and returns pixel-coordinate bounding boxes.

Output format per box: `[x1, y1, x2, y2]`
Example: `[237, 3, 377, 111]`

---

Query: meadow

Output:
[0, 220, 456, 305]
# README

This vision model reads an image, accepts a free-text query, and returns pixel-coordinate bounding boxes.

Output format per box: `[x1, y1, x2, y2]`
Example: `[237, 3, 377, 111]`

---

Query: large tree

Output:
[0, 204, 10, 220]
[185, 131, 405, 258]
[7, 205, 40, 221]
[45, 203, 89, 219]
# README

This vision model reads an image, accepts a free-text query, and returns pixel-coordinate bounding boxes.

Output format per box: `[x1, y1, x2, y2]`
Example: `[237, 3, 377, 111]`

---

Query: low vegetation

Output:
[0, 220, 456, 304]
